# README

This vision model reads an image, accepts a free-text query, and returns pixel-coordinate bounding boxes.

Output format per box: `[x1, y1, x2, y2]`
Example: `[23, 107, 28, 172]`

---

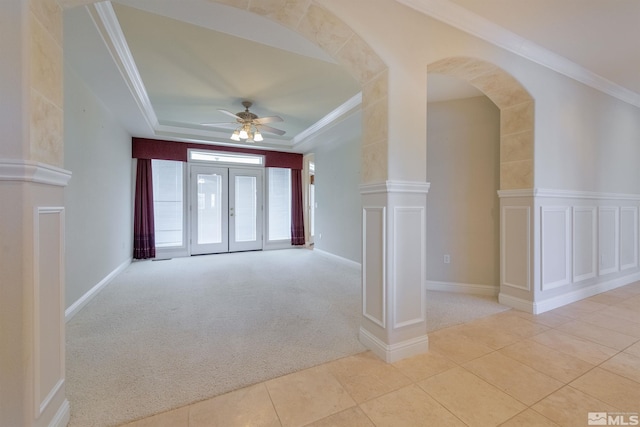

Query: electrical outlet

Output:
[444, 254, 451, 264]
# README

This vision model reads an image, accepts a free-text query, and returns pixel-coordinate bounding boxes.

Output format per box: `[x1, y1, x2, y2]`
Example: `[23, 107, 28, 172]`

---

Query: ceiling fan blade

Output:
[259, 124, 286, 136]
[200, 122, 238, 128]
[217, 109, 241, 120]
[254, 115, 283, 124]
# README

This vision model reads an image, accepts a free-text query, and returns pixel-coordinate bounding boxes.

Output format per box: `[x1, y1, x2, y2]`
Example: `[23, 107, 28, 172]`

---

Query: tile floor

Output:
[122, 283, 640, 427]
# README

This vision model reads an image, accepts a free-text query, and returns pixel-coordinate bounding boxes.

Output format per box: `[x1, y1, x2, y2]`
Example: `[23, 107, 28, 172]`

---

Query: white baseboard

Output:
[314, 248, 361, 270]
[359, 327, 429, 363]
[65, 258, 131, 322]
[49, 399, 70, 427]
[533, 272, 640, 314]
[498, 293, 534, 313]
[500, 271, 640, 314]
[426, 280, 499, 296]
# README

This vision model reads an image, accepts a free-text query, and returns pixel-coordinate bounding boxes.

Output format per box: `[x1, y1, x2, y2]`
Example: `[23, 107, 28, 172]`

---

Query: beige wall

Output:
[63, 66, 133, 309]
[314, 128, 362, 263]
[426, 96, 500, 286]
[320, 0, 640, 193]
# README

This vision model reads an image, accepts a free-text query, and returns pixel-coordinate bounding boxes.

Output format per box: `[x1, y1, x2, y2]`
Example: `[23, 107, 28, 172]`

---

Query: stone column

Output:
[0, 1, 71, 426]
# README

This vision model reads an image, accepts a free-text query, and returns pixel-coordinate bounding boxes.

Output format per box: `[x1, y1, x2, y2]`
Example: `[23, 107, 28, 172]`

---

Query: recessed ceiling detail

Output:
[77, 0, 362, 150]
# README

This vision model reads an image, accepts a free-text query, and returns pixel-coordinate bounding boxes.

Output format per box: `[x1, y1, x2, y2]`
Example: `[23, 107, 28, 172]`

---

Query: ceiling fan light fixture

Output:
[238, 128, 249, 139]
[254, 130, 263, 142]
[230, 130, 241, 141]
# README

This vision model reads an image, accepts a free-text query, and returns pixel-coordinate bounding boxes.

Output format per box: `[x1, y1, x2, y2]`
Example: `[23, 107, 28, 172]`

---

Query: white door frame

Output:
[188, 164, 264, 255]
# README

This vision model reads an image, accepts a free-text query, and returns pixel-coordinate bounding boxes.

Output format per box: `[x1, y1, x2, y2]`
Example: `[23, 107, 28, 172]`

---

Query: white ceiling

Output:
[63, 0, 640, 153]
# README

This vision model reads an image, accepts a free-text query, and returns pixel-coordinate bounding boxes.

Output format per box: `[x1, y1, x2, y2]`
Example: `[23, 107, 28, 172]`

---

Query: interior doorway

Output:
[189, 165, 264, 255]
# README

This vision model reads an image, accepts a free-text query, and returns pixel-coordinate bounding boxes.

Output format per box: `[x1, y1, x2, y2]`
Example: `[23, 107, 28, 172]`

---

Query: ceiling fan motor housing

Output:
[237, 101, 258, 122]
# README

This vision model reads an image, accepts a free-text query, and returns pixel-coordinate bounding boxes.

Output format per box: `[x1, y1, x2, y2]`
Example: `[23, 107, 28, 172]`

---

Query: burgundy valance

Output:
[132, 138, 303, 170]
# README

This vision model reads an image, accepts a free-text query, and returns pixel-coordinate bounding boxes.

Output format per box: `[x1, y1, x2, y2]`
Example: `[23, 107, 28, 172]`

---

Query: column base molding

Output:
[359, 327, 428, 363]
[48, 399, 70, 427]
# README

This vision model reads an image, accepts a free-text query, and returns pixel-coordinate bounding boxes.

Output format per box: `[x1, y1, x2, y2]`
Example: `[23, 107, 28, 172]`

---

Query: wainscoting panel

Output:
[541, 207, 571, 290]
[502, 206, 531, 291]
[362, 206, 386, 327]
[620, 206, 638, 271]
[33, 207, 65, 417]
[573, 207, 597, 283]
[392, 207, 425, 329]
[599, 207, 620, 275]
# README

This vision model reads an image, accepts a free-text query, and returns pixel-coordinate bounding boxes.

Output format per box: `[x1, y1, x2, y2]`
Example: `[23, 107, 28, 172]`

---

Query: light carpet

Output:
[66, 248, 510, 426]
[66, 249, 364, 427]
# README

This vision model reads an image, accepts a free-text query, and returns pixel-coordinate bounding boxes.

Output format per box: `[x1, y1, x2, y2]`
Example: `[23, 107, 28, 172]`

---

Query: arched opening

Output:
[60, 1, 390, 425]
[426, 57, 535, 328]
[428, 57, 535, 191]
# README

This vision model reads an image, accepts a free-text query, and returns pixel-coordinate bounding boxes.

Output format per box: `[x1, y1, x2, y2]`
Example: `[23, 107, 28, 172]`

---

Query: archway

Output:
[428, 57, 534, 190]
[426, 57, 535, 318]
[57, 0, 397, 423]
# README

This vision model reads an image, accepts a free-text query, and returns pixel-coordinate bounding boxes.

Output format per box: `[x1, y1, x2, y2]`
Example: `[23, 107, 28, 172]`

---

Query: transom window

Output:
[189, 150, 263, 166]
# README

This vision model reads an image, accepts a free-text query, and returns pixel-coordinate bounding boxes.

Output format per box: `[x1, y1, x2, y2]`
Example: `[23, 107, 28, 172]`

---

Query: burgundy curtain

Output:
[133, 159, 156, 259]
[291, 169, 305, 246]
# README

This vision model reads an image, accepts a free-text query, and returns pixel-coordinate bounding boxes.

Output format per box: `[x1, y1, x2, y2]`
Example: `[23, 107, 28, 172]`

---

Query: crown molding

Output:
[0, 160, 72, 187]
[87, 2, 159, 130]
[292, 93, 362, 146]
[397, 0, 640, 108]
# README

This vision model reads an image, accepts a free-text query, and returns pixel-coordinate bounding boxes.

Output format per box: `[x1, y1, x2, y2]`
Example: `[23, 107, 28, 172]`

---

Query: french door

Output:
[189, 165, 263, 255]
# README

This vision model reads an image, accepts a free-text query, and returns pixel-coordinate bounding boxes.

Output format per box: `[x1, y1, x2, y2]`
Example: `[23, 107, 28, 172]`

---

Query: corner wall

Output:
[64, 66, 133, 311]
[314, 133, 362, 264]
[426, 96, 500, 293]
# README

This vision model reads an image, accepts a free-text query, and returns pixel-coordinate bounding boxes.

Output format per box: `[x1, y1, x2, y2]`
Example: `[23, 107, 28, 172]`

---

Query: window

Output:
[189, 150, 263, 165]
[152, 159, 184, 247]
[268, 168, 291, 241]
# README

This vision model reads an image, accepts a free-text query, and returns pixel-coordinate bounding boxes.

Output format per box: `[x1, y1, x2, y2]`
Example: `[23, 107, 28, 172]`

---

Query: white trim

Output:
[65, 258, 132, 322]
[48, 399, 70, 427]
[392, 206, 426, 329]
[534, 188, 640, 201]
[292, 93, 362, 146]
[313, 248, 361, 270]
[572, 206, 597, 283]
[33, 207, 65, 417]
[599, 206, 620, 276]
[359, 327, 428, 363]
[498, 188, 640, 201]
[362, 206, 386, 328]
[540, 206, 571, 291]
[620, 206, 639, 271]
[498, 293, 533, 313]
[426, 280, 499, 296]
[501, 206, 531, 291]
[533, 271, 640, 314]
[497, 189, 534, 198]
[399, 0, 640, 108]
[360, 181, 431, 195]
[88, 2, 159, 130]
[0, 159, 71, 187]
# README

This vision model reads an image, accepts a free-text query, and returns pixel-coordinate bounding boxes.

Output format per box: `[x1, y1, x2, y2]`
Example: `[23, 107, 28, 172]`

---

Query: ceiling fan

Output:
[201, 101, 286, 142]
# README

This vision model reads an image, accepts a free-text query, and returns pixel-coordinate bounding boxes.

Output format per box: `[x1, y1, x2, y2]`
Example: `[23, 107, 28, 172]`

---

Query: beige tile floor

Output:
[122, 283, 640, 427]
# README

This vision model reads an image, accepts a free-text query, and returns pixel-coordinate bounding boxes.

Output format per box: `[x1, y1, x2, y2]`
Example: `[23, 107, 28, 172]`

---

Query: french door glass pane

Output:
[197, 173, 223, 244]
[234, 176, 257, 242]
[152, 160, 183, 247]
[268, 168, 291, 240]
